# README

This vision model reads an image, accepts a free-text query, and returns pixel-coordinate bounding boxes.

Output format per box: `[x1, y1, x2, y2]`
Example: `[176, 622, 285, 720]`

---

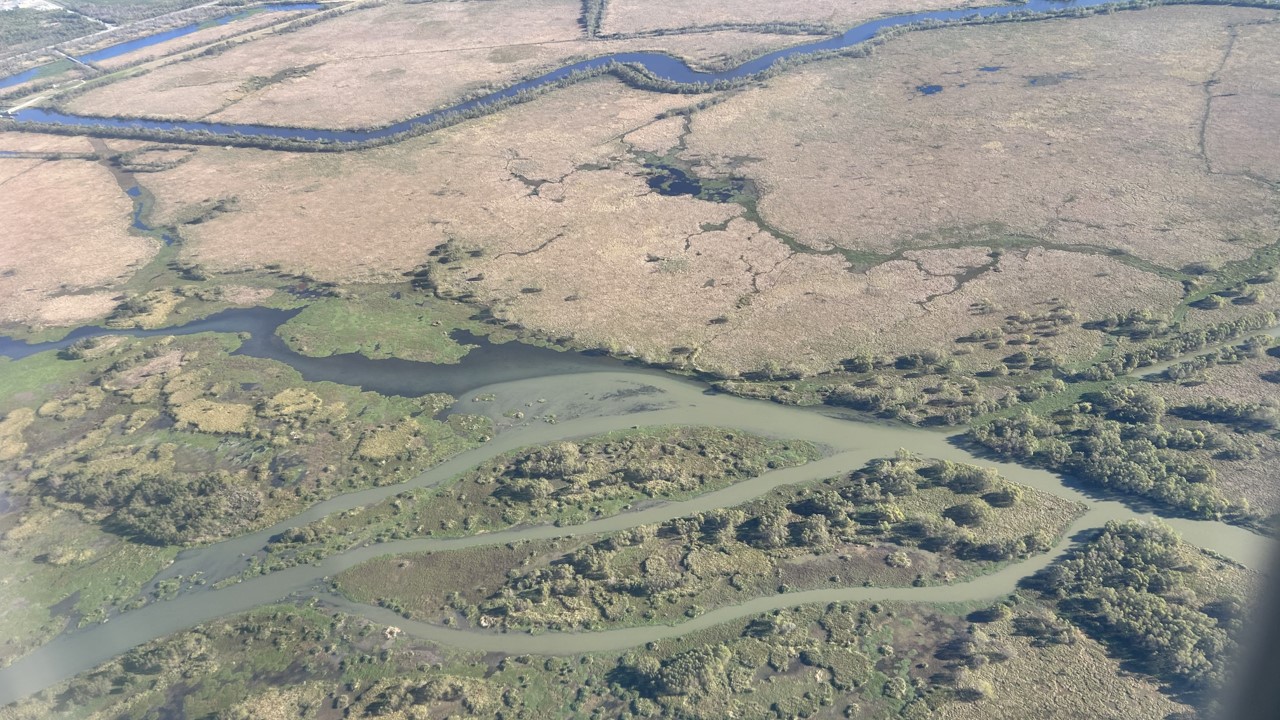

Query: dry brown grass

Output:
[170, 398, 255, 433]
[91, 7, 314, 71]
[0, 158, 41, 183]
[142, 77, 706, 280]
[602, 0, 999, 34]
[64, 0, 810, 129]
[1205, 20, 1280, 183]
[0, 132, 95, 154]
[0, 159, 156, 328]
[684, 6, 1280, 269]
[128, 8, 1278, 376]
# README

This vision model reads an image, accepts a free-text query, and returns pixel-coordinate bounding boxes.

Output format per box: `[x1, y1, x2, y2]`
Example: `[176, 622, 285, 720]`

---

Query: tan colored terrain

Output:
[0, 132, 95, 154]
[933, 610, 1190, 720]
[143, 78, 708, 280]
[603, 0, 1000, 35]
[122, 7, 1279, 376]
[64, 0, 811, 129]
[1204, 19, 1280, 183]
[0, 159, 154, 328]
[90, 7, 315, 71]
[683, 5, 1280, 270]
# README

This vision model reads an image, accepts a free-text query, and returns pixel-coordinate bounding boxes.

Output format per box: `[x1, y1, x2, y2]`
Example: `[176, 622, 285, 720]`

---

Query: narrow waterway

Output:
[0, 3, 326, 91]
[5, 0, 1214, 142]
[0, 0, 1277, 705]
[0, 369, 1269, 706]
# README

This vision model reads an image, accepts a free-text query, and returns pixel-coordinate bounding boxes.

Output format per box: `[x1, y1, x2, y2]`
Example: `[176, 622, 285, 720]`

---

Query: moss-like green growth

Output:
[276, 288, 498, 364]
[9, 333, 489, 547]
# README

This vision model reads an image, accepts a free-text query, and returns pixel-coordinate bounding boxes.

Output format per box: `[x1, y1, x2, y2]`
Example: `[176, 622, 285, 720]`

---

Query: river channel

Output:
[0, 0, 1277, 706]
[5, 0, 1214, 142]
[0, 3, 326, 91]
[0, 333, 1271, 704]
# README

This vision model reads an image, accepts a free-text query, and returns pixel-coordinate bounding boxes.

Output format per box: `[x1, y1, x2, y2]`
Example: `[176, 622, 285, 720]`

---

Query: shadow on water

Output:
[0, 306, 667, 398]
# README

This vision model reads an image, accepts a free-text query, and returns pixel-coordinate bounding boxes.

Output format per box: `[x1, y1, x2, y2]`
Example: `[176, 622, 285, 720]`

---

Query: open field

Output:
[106, 7, 1275, 379]
[89, 6, 317, 71]
[0, 158, 155, 329]
[275, 286, 492, 364]
[601, 0, 1000, 34]
[62, 0, 813, 129]
[139, 77, 709, 280]
[0, 131, 95, 153]
[1205, 19, 1280, 184]
[683, 6, 1280, 269]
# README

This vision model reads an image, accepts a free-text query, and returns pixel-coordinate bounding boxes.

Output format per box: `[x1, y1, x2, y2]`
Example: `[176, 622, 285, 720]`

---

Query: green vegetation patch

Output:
[336, 455, 1081, 632]
[0, 508, 177, 667]
[57, 0, 208, 24]
[1024, 520, 1252, 707]
[0, 9, 102, 57]
[3, 598, 1032, 720]
[970, 382, 1273, 521]
[276, 288, 498, 364]
[9, 332, 489, 547]
[14, 591, 1180, 720]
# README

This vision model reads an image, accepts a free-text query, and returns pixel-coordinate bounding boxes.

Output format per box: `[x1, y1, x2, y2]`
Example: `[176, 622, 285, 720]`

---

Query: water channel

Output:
[0, 0, 1277, 706]
[0, 4, 326, 91]
[0, 340, 1271, 704]
[6, 0, 1198, 142]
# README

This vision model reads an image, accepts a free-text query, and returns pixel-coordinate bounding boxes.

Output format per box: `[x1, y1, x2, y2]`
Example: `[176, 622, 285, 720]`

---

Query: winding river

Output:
[1, 0, 1277, 707]
[0, 353, 1270, 705]
[5, 0, 1204, 142]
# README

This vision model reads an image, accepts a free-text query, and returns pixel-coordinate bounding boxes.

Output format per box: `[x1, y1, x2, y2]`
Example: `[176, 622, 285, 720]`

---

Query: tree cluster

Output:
[1026, 521, 1244, 702]
[969, 384, 1255, 520]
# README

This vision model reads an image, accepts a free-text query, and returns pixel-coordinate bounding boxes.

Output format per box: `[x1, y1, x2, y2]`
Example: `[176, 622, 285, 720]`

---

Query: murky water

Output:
[0, 369, 1269, 705]
[0, 306, 667, 397]
[1, 0, 1277, 703]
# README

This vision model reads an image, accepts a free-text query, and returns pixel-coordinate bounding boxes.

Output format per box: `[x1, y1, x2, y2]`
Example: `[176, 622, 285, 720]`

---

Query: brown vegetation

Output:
[89, 7, 315, 71]
[601, 0, 1000, 35]
[64, 0, 809, 130]
[106, 8, 1280, 378]
[683, 6, 1280, 269]
[1204, 20, 1280, 183]
[0, 132, 95, 154]
[0, 158, 156, 328]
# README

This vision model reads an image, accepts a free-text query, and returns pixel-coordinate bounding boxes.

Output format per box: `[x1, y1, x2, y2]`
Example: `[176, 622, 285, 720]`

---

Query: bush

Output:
[943, 500, 992, 527]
